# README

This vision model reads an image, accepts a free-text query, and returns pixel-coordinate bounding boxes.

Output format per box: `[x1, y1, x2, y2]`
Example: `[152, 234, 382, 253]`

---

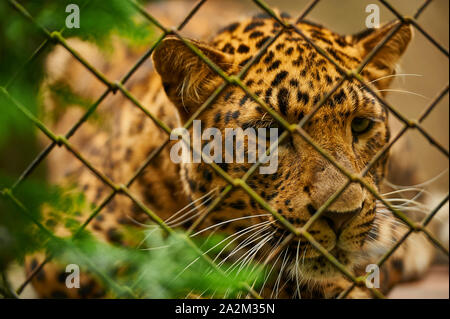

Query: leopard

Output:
[24, 2, 447, 299]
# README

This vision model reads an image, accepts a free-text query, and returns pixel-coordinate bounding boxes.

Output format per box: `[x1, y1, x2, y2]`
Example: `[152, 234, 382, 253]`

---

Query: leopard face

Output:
[153, 14, 412, 283]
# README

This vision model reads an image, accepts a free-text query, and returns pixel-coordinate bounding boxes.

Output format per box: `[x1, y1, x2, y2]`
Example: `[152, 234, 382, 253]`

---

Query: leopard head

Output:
[153, 14, 412, 283]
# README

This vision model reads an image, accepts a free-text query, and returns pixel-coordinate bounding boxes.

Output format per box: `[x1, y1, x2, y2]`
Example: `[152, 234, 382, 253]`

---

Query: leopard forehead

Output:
[208, 15, 385, 124]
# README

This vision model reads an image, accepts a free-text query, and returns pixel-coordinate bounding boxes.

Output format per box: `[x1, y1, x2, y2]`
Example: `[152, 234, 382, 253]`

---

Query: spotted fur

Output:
[26, 8, 442, 299]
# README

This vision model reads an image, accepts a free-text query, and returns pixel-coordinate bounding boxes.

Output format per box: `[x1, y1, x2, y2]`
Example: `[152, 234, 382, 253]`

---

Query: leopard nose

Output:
[321, 207, 361, 234]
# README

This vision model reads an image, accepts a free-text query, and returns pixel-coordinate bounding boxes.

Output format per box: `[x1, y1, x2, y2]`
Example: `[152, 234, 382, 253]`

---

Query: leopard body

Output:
[26, 4, 442, 299]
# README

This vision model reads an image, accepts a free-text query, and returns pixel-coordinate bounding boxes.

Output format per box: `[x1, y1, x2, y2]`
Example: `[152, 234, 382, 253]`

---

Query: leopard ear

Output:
[352, 21, 413, 90]
[153, 36, 235, 121]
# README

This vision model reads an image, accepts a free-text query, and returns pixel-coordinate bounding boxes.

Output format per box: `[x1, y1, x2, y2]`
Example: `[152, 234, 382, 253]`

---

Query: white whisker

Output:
[168, 205, 210, 228]
[236, 232, 275, 273]
[382, 187, 427, 197]
[364, 73, 423, 87]
[374, 89, 429, 100]
[225, 231, 274, 274]
[191, 214, 271, 237]
[384, 169, 448, 190]
[216, 222, 274, 265]
[212, 222, 273, 267]
[165, 188, 217, 223]
[295, 240, 302, 299]
[272, 248, 290, 299]
[126, 215, 158, 228]
[179, 221, 273, 280]
[258, 243, 284, 296]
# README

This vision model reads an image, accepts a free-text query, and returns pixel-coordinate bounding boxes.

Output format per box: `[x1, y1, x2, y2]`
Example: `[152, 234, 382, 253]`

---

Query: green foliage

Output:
[50, 231, 264, 298]
[0, 0, 155, 150]
[0, 176, 264, 298]
[0, 176, 88, 270]
[65, 0, 155, 48]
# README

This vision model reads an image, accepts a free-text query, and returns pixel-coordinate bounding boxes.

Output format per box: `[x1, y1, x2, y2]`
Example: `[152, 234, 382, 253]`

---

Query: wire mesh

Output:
[1, 0, 448, 299]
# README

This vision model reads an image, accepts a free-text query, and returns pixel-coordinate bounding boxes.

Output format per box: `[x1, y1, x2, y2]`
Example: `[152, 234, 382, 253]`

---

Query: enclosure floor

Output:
[388, 265, 449, 299]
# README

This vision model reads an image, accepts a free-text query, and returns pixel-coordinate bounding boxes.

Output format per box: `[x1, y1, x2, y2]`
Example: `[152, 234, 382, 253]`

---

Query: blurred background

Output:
[0, 0, 448, 299]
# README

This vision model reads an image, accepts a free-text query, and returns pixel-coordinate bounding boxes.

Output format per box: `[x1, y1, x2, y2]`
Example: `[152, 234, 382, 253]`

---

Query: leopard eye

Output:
[351, 117, 373, 135]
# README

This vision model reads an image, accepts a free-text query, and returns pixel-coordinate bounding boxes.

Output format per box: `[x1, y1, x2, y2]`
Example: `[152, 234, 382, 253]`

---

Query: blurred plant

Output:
[0, 0, 155, 168]
[0, 175, 62, 270]
[50, 230, 264, 299]
[0, 175, 264, 298]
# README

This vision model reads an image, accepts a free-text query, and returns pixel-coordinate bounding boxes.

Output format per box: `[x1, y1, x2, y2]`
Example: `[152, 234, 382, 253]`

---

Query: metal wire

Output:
[1, 0, 448, 299]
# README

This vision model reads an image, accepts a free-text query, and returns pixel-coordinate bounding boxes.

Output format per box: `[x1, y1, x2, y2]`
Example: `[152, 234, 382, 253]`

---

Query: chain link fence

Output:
[1, 0, 448, 299]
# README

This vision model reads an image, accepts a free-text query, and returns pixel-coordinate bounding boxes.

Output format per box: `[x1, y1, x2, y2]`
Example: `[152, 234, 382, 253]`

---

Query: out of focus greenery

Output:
[0, 173, 264, 298]
[0, 175, 264, 298]
[0, 0, 154, 154]
[51, 230, 264, 298]
[0, 0, 264, 298]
